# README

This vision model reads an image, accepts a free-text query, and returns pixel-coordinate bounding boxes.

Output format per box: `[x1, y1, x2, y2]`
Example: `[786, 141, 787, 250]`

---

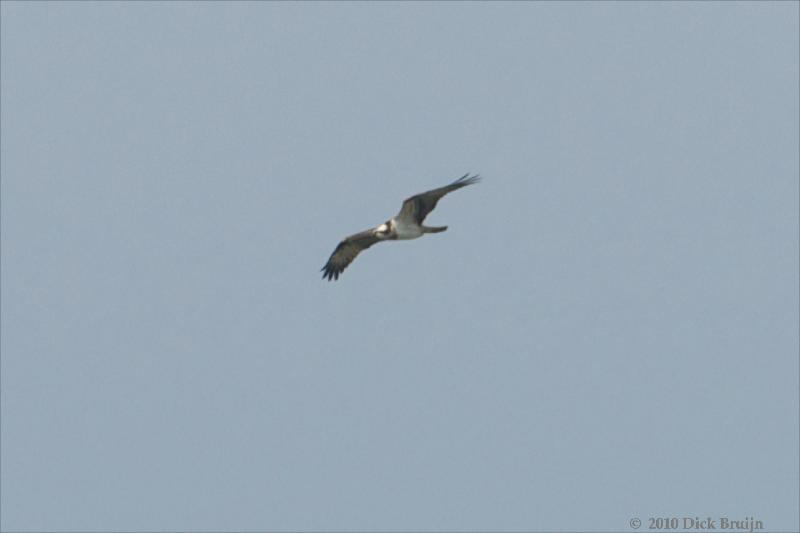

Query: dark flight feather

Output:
[321, 229, 382, 281]
[396, 173, 481, 225]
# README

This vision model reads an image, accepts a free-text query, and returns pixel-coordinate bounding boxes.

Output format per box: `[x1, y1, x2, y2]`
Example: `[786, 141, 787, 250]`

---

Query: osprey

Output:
[321, 173, 481, 281]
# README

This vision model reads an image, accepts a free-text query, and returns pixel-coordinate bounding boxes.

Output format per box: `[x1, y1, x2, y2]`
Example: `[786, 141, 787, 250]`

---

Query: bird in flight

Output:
[321, 173, 481, 281]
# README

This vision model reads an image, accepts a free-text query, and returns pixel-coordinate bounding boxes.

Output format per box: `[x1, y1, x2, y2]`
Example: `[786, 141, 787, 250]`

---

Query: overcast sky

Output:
[2, 2, 798, 532]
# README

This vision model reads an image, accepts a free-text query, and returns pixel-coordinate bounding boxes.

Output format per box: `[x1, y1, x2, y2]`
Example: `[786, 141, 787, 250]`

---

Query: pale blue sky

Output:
[1, 2, 798, 532]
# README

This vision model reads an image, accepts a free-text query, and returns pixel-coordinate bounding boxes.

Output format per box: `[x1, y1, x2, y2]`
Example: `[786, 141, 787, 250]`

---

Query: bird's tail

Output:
[423, 225, 448, 233]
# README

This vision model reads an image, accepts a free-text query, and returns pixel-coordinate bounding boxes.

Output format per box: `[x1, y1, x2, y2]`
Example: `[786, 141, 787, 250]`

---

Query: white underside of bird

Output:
[390, 217, 424, 240]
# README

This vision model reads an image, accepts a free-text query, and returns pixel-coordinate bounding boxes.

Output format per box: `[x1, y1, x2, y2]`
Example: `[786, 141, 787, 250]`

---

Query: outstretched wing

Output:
[396, 173, 481, 225]
[321, 229, 383, 281]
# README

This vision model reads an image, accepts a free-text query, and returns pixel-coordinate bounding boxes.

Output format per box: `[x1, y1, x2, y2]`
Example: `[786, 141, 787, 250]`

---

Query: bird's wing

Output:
[321, 229, 383, 281]
[396, 173, 481, 225]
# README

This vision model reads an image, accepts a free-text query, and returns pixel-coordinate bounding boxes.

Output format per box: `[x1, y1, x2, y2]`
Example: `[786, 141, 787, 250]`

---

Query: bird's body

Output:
[321, 173, 480, 281]
[391, 217, 424, 239]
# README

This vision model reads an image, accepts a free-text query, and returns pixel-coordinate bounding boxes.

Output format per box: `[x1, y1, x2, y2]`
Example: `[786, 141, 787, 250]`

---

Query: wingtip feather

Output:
[455, 173, 481, 186]
[321, 263, 343, 281]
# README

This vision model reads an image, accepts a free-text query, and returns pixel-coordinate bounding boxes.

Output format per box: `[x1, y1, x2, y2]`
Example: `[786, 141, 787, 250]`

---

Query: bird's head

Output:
[376, 221, 391, 237]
